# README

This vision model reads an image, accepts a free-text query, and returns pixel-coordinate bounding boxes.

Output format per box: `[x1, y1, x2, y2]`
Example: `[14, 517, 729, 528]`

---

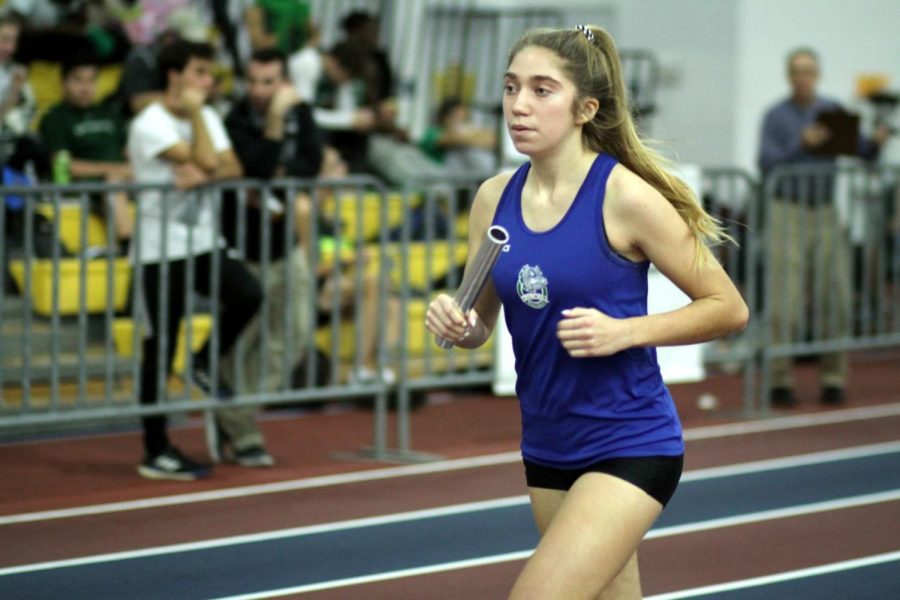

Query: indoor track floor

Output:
[2, 353, 899, 599]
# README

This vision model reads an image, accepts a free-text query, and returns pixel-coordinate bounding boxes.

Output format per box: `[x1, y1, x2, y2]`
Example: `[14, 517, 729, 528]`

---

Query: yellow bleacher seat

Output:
[262, 188, 471, 374]
[314, 297, 434, 362]
[313, 237, 468, 370]
[314, 295, 493, 368]
[365, 240, 468, 291]
[319, 239, 467, 292]
[403, 297, 433, 356]
[36, 203, 109, 253]
[112, 315, 212, 375]
[8, 258, 131, 316]
[454, 213, 468, 239]
[320, 191, 411, 242]
[403, 241, 468, 290]
[314, 321, 355, 362]
[400, 297, 493, 356]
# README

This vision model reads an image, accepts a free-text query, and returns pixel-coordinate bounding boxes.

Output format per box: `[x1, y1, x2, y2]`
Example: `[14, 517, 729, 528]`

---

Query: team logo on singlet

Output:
[516, 265, 549, 309]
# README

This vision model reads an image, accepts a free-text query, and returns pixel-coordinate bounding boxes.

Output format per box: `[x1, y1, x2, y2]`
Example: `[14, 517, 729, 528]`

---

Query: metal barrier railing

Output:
[0, 177, 397, 460]
[701, 168, 762, 415]
[392, 176, 491, 460]
[759, 162, 900, 411]
[3, 164, 897, 454]
[0, 174, 503, 461]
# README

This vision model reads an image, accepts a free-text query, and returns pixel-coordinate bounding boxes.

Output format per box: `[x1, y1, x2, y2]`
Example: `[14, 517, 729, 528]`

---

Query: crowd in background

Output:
[5, 3, 894, 481]
[0, 1, 499, 204]
[0, 1, 500, 480]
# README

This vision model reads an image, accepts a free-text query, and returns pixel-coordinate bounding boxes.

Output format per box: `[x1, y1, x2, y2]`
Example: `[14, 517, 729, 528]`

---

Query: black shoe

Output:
[821, 386, 845, 405]
[770, 387, 798, 407]
[137, 446, 211, 481]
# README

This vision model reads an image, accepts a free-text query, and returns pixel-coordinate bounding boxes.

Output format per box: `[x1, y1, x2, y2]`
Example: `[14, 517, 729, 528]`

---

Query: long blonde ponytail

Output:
[509, 26, 733, 263]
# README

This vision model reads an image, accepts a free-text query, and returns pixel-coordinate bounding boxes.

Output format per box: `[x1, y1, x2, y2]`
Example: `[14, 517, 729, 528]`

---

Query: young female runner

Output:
[426, 25, 749, 599]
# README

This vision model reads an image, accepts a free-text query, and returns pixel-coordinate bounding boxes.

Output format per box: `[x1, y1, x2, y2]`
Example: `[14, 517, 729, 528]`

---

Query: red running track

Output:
[2, 353, 899, 598]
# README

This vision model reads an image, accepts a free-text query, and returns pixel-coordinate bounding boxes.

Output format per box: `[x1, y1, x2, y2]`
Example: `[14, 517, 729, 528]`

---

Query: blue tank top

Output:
[491, 154, 684, 468]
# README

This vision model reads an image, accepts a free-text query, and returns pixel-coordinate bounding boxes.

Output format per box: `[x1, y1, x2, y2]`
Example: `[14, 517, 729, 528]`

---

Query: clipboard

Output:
[813, 108, 860, 156]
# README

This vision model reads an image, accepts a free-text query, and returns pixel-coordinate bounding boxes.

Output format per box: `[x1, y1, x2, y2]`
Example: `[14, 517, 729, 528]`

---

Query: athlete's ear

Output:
[576, 97, 599, 125]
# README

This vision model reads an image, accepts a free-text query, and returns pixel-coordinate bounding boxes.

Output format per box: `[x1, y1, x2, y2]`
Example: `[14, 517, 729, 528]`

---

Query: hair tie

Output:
[575, 25, 595, 44]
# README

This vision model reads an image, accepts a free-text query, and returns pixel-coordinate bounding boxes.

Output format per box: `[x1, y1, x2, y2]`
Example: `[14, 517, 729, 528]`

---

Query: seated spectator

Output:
[209, 0, 252, 78]
[128, 39, 266, 480]
[330, 10, 446, 186]
[222, 46, 321, 393]
[6, 0, 129, 64]
[287, 21, 321, 102]
[337, 10, 406, 143]
[0, 13, 48, 180]
[115, 0, 196, 47]
[420, 97, 498, 180]
[311, 41, 375, 175]
[39, 55, 133, 254]
[338, 10, 393, 115]
[312, 37, 443, 186]
[245, 0, 311, 55]
[0, 13, 33, 134]
[224, 47, 398, 386]
[114, 5, 210, 119]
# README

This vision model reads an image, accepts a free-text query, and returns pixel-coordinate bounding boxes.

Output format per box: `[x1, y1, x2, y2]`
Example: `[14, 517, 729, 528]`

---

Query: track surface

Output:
[2, 356, 899, 599]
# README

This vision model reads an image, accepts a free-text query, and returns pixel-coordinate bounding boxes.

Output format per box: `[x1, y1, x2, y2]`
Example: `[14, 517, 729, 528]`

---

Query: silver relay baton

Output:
[436, 225, 509, 349]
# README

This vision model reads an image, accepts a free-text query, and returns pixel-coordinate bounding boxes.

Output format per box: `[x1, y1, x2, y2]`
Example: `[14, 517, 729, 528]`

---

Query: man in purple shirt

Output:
[757, 47, 889, 409]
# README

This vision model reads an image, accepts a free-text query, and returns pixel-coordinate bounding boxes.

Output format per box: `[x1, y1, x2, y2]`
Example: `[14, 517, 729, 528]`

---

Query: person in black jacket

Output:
[225, 47, 348, 254]
[226, 48, 326, 183]
[220, 47, 323, 406]
[223, 47, 396, 390]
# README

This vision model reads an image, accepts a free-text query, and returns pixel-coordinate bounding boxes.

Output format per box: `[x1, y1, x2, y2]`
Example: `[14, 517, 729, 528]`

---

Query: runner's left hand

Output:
[557, 307, 631, 357]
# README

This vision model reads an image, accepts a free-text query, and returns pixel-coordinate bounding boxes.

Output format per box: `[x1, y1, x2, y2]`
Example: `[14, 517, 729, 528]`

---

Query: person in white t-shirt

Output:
[287, 21, 321, 103]
[128, 39, 266, 481]
[0, 14, 34, 135]
[0, 13, 45, 180]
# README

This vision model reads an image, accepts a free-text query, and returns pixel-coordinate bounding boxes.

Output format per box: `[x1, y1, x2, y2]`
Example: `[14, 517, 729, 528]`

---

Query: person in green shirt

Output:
[39, 55, 133, 252]
[419, 97, 498, 179]
[246, 0, 311, 55]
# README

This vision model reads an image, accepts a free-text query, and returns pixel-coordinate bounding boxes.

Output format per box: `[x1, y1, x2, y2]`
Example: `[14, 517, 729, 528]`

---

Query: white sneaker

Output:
[351, 366, 397, 386]
[381, 367, 397, 386]
[233, 445, 275, 468]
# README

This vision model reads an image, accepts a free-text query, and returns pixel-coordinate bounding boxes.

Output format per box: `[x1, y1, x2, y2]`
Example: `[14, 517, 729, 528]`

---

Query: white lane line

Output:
[645, 550, 900, 599]
[215, 550, 536, 599]
[2, 486, 898, 579]
[683, 402, 900, 440]
[4, 401, 898, 449]
[0, 496, 530, 576]
[680, 440, 900, 482]
[0, 451, 520, 526]
[206, 497, 900, 600]
[648, 489, 900, 539]
[6, 400, 900, 449]
[3, 435, 900, 527]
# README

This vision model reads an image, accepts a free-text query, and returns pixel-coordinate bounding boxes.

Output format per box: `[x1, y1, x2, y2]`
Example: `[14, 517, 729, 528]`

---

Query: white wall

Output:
[615, 0, 738, 167]
[735, 0, 900, 172]
[549, 0, 900, 171]
[389, 0, 900, 171]
[610, 0, 900, 172]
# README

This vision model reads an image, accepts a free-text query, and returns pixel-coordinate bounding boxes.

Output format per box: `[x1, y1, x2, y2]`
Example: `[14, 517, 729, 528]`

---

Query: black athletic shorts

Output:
[523, 454, 684, 507]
